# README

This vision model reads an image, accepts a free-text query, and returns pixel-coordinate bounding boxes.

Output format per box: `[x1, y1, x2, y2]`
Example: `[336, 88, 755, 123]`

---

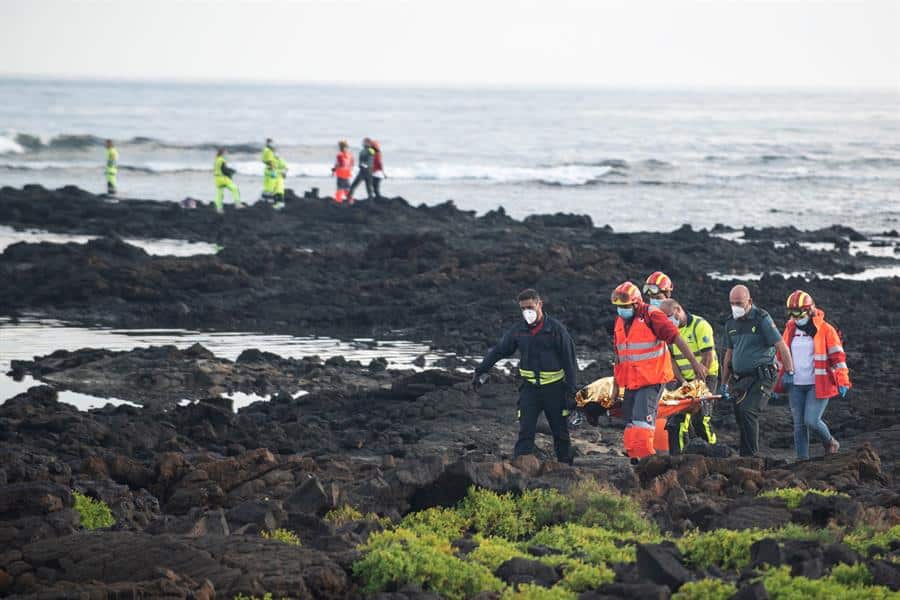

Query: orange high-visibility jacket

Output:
[614, 307, 674, 390]
[334, 151, 354, 179]
[774, 309, 850, 399]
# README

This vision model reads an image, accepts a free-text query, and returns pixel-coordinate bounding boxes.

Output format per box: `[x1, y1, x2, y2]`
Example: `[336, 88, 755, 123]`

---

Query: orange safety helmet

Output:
[611, 281, 642, 306]
[643, 271, 674, 295]
[786, 289, 814, 310]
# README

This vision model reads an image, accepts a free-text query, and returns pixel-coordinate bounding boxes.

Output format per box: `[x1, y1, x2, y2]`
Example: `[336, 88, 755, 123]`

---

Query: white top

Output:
[791, 330, 815, 385]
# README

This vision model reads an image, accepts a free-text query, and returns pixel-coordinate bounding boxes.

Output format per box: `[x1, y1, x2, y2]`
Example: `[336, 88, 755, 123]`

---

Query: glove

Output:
[782, 372, 794, 386]
[565, 393, 577, 411]
[721, 384, 730, 401]
[838, 386, 849, 398]
[471, 372, 488, 392]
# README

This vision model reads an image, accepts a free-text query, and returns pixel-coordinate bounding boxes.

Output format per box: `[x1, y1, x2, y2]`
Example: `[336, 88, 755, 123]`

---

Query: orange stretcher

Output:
[575, 377, 721, 452]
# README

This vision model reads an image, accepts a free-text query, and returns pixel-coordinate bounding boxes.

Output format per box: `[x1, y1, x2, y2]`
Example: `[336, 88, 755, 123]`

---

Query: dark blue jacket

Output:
[475, 315, 578, 396]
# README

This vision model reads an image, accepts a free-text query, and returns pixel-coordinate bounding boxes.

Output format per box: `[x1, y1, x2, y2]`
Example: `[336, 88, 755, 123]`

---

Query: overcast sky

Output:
[1, 0, 898, 89]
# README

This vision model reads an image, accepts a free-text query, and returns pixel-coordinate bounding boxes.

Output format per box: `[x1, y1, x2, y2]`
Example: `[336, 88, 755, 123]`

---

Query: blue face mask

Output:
[617, 307, 635, 319]
[794, 316, 810, 327]
[649, 298, 662, 307]
[669, 316, 680, 327]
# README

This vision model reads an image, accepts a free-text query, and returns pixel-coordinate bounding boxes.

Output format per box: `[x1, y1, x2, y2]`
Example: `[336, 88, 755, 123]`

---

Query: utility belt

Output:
[734, 364, 776, 381]
[519, 368, 565, 386]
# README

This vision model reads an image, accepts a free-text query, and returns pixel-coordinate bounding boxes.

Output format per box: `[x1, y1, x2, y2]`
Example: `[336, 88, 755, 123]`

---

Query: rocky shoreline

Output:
[1, 185, 898, 598]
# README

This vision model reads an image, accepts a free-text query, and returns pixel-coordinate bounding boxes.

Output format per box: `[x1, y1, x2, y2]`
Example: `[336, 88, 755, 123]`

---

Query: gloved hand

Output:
[782, 372, 794, 386]
[721, 384, 731, 401]
[838, 385, 849, 398]
[471, 372, 488, 392]
[566, 392, 578, 411]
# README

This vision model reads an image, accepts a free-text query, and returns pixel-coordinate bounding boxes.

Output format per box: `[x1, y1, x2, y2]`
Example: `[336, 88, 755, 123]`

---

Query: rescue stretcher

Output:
[574, 377, 722, 454]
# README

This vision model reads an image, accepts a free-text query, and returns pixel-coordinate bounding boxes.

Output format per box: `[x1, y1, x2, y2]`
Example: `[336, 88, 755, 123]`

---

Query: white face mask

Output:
[731, 304, 747, 319]
[522, 309, 538, 325]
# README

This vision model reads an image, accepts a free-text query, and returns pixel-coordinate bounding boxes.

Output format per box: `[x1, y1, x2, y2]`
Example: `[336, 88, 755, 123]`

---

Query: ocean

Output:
[1, 78, 898, 233]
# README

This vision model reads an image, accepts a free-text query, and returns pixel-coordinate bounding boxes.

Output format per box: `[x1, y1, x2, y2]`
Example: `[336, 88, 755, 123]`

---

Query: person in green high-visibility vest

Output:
[261, 139, 276, 203]
[660, 298, 720, 454]
[104, 139, 118, 195]
[273, 155, 287, 209]
[213, 148, 242, 213]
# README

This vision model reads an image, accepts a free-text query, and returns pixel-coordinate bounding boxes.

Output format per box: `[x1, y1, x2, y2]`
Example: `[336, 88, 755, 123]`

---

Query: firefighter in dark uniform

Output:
[472, 289, 578, 464]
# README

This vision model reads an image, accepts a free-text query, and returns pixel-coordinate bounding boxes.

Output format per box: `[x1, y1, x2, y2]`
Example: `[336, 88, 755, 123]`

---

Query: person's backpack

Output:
[222, 164, 236, 178]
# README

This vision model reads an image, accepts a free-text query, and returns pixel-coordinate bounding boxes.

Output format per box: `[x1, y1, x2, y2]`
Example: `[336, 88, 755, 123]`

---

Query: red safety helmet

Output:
[786, 290, 814, 311]
[611, 281, 642, 306]
[643, 271, 674, 296]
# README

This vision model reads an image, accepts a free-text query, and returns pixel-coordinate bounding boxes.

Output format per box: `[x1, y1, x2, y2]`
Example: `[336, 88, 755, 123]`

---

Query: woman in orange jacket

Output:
[774, 290, 851, 459]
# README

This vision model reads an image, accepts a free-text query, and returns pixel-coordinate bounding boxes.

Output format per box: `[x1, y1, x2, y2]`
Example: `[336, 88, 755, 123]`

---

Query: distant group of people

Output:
[101, 137, 387, 212]
[332, 138, 387, 204]
[473, 273, 851, 465]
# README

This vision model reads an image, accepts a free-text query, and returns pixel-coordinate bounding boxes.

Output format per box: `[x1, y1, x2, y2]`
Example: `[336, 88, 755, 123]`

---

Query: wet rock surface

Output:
[0, 186, 898, 598]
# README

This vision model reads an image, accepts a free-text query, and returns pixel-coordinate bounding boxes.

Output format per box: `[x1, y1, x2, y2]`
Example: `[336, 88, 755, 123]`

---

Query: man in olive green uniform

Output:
[722, 285, 795, 457]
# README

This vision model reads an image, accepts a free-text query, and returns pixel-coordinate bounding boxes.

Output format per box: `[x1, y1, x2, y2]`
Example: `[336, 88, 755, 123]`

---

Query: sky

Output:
[1, 0, 898, 89]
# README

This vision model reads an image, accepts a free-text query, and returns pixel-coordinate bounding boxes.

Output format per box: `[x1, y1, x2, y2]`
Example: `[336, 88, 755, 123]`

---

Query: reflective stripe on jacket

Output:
[774, 308, 850, 398]
[614, 306, 674, 390]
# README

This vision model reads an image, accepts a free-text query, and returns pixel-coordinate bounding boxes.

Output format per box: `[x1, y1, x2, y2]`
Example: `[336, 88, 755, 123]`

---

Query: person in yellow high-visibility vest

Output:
[260, 139, 276, 202]
[104, 139, 118, 195]
[660, 298, 719, 453]
[213, 148, 242, 213]
[263, 159, 278, 205]
[273, 155, 287, 209]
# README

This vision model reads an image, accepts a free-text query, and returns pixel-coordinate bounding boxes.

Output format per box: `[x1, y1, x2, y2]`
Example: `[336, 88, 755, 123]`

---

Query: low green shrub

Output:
[517, 487, 577, 530]
[260, 528, 301, 546]
[671, 578, 737, 600]
[459, 487, 536, 540]
[72, 491, 115, 530]
[568, 479, 657, 536]
[233, 594, 278, 600]
[555, 558, 615, 592]
[324, 504, 391, 528]
[352, 528, 504, 600]
[758, 487, 849, 509]
[469, 535, 529, 571]
[500, 583, 577, 600]
[528, 523, 639, 565]
[760, 565, 899, 599]
[843, 525, 900, 556]
[828, 563, 873, 587]
[400, 506, 470, 541]
[677, 525, 829, 571]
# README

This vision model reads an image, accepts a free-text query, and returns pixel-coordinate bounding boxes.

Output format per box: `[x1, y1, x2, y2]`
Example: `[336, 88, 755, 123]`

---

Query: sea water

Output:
[1, 78, 898, 233]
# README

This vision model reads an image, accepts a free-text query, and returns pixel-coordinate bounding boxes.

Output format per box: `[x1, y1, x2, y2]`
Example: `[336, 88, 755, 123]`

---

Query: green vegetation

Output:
[843, 525, 900, 557]
[671, 579, 737, 600]
[72, 491, 115, 530]
[350, 483, 898, 599]
[759, 565, 900, 599]
[233, 594, 278, 600]
[677, 525, 835, 570]
[260, 528, 301, 546]
[758, 487, 849, 509]
[324, 504, 391, 528]
[352, 529, 504, 600]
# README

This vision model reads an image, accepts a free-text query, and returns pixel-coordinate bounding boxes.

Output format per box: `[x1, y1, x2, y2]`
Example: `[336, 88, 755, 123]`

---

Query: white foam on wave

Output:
[708, 265, 900, 282]
[0, 134, 24, 155]
[0, 225, 219, 257]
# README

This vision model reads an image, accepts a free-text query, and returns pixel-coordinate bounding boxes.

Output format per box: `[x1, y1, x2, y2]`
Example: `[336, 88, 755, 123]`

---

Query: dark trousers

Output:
[515, 382, 571, 463]
[732, 374, 773, 457]
[373, 176, 383, 198]
[349, 169, 373, 199]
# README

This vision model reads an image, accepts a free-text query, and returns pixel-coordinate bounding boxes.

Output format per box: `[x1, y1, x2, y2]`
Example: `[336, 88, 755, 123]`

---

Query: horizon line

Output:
[2, 73, 898, 95]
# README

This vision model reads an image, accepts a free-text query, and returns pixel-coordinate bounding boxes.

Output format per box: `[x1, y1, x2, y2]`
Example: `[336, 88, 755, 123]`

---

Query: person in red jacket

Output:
[774, 290, 851, 459]
[371, 140, 386, 199]
[331, 140, 355, 203]
[610, 281, 708, 460]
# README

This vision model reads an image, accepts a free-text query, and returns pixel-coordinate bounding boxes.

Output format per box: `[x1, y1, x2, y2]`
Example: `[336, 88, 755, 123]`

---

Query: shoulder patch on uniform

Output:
[702, 335, 710, 343]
